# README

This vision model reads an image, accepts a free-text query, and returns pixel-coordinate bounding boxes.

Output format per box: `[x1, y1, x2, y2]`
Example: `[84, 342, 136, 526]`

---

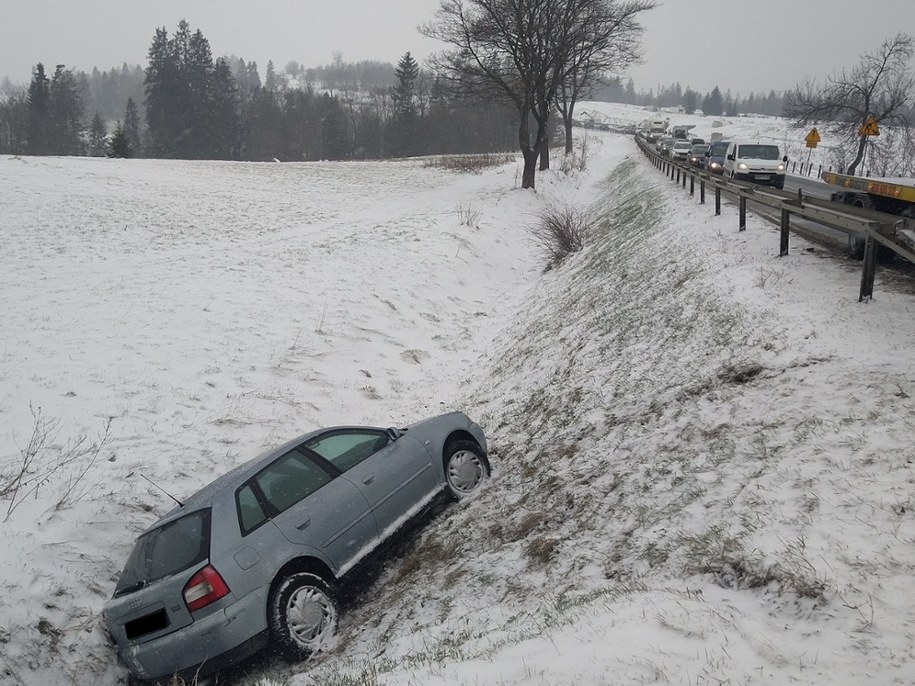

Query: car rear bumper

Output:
[117, 585, 269, 681]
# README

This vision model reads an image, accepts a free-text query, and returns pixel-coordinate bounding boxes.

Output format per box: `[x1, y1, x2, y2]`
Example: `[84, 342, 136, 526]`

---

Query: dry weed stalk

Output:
[1, 405, 113, 519]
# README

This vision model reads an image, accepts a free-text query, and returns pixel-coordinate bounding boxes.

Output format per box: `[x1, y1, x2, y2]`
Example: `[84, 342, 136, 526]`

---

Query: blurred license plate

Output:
[753, 174, 770, 180]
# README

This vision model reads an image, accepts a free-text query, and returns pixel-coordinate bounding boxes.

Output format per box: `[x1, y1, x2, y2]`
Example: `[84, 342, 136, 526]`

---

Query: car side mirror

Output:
[783, 155, 788, 162]
[727, 154, 735, 161]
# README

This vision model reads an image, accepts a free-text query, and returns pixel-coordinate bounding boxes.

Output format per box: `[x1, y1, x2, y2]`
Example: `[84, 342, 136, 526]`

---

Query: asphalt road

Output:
[784, 174, 831, 200]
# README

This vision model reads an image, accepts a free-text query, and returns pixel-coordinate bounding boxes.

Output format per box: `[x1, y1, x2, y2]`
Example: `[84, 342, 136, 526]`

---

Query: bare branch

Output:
[784, 33, 914, 175]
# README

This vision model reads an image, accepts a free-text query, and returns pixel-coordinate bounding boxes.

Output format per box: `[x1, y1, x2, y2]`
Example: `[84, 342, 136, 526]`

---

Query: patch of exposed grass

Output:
[529, 204, 587, 271]
[423, 153, 515, 173]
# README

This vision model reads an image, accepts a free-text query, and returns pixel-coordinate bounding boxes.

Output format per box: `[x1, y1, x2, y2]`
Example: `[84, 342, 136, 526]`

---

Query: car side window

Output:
[236, 483, 267, 535]
[304, 430, 390, 473]
[256, 448, 334, 515]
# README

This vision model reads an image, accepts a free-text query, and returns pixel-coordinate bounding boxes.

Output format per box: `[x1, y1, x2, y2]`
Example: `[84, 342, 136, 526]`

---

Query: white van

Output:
[723, 141, 788, 189]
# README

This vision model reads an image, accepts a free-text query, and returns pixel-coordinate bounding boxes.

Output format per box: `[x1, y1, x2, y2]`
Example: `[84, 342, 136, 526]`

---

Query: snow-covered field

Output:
[2, 103, 915, 685]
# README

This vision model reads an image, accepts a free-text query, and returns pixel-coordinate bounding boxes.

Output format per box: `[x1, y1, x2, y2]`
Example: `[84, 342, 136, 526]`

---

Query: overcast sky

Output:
[1, 0, 913, 96]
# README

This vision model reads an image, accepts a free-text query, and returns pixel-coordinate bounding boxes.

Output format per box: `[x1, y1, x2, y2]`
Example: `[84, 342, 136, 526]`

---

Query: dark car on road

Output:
[103, 412, 489, 684]
[687, 144, 707, 168]
[704, 140, 730, 175]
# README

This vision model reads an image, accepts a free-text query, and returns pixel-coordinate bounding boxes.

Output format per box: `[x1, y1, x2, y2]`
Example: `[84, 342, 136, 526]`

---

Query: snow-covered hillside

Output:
[2, 104, 914, 686]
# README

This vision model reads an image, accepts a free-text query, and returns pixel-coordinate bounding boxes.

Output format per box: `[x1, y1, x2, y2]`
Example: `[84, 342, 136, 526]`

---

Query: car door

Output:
[255, 446, 378, 572]
[303, 428, 440, 536]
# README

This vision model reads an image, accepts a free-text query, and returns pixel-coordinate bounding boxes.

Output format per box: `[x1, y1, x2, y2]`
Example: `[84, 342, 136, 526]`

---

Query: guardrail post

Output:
[780, 209, 790, 256]
[689, 175, 694, 196]
[739, 196, 747, 231]
[700, 179, 705, 204]
[859, 236, 877, 302]
[682, 171, 686, 189]
[715, 187, 721, 215]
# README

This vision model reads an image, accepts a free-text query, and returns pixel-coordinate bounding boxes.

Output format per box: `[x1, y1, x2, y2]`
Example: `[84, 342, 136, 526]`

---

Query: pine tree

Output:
[107, 121, 132, 158]
[209, 58, 239, 159]
[0, 86, 29, 154]
[246, 61, 261, 90]
[88, 112, 107, 156]
[265, 60, 278, 93]
[703, 86, 724, 117]
[48, 64, 85, 155]
[144, 27, 178, 156]
[185, 28, 214, 157]
[123, 97, 141, 156]
[390, 52, 419, 157]
[145, 21, 233, 159]
[319, 93, 348, 160]
[27, 63, 51, 155]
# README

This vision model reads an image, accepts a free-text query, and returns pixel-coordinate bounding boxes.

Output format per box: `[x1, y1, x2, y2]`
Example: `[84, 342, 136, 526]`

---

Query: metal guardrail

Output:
[634, 136, 915, 302]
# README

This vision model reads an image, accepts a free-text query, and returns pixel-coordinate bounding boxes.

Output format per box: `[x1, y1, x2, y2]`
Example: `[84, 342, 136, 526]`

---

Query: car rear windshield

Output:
[114, 509, 211, 597]
[738, 145, 780, 160]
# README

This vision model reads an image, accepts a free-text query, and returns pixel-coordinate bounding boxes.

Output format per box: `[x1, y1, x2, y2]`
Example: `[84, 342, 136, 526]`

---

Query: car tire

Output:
[443, 440, 489, 499]
[774, 179, 784, 190]
[268, 573, 338, 661]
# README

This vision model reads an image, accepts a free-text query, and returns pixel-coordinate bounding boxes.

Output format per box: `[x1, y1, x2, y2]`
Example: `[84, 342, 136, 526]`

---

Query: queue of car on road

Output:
[638, 127, 788, 190]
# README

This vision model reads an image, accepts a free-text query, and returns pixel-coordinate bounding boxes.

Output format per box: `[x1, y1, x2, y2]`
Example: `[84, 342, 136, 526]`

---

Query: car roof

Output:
[147, 427, 329, 529]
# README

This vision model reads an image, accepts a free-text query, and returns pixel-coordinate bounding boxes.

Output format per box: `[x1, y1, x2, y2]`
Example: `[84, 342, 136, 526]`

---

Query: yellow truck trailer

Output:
[821, 171, 915, 255]
[821, 171, 915, 217]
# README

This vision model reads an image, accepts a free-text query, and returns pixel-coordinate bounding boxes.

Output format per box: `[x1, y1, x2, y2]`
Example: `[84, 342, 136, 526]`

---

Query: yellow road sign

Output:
[804, 127, 821, 148]
[859, 115, 880, 137]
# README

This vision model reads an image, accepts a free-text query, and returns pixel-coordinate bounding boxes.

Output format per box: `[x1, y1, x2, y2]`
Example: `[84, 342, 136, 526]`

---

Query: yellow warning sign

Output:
[804, 127, 821, 148]
[859, 115, 880, 137]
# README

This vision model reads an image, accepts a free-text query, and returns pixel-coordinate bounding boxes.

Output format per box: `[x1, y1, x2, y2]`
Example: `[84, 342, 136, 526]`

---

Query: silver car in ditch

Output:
[103, 412, 489, 683]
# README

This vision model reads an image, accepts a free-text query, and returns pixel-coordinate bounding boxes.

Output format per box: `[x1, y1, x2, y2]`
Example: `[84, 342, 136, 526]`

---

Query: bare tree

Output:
[785, 33, 915, 175]
[424, 0, 612, 189]
[555, 0, 654, 155]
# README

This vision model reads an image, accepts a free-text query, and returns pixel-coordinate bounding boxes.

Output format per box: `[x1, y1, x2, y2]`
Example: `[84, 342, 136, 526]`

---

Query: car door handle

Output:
[295, 518, 311, 530]
[362, 475, 375, 485]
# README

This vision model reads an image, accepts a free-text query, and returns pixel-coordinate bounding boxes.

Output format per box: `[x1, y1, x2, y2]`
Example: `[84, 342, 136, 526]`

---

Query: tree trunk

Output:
[521, 147, 537, 188]
[847, 135, 868, 176]
[563, 100, 576, 155]
[535, 110, 550, 172]
[539, 132, 550, 171]
[519, 113, 537, 189]
[564, 115, 574, 155]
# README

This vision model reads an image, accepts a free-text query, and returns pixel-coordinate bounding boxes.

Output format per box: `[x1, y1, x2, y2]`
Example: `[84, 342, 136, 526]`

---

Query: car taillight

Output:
[183, 565, 230, 613]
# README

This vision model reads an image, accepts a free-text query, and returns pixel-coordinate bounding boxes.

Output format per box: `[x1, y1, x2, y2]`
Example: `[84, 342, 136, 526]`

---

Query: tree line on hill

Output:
[1, 8, 911, 183]
[593, 78, 788, 118]
[0, 0, 656, 189]
[0, 20, 516, 161]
